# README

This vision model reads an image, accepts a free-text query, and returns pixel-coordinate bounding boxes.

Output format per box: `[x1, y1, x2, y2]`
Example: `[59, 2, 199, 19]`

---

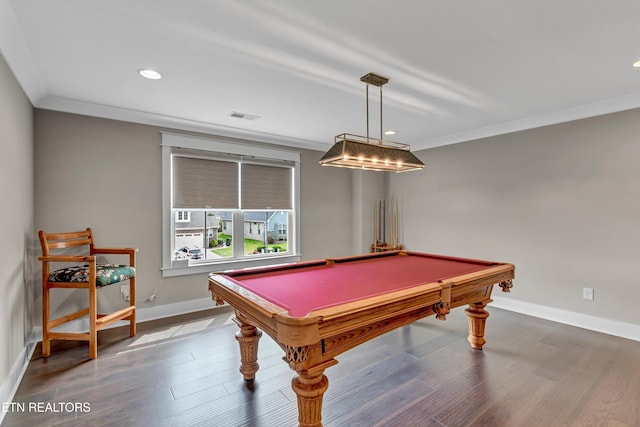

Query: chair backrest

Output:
[39, 228, 95, 256]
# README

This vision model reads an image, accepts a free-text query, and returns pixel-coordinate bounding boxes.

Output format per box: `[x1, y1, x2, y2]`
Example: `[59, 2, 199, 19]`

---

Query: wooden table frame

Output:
[208, 251, 514, 427]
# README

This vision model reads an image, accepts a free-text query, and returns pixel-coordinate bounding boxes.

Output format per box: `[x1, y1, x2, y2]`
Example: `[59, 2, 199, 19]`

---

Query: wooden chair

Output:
[38, 228, 137, 359]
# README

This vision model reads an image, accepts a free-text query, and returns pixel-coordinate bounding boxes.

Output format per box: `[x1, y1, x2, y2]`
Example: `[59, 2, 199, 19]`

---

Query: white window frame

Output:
[161, 132, 301, 277]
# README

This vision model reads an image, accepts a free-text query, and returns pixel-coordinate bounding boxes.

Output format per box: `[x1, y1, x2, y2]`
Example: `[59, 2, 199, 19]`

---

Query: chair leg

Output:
[42, 284, 51, 357]
[89, 286, 98, 359]
[129, 278, 136, 337]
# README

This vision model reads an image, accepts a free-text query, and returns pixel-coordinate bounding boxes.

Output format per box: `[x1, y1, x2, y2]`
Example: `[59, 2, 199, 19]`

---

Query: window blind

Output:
[172, 156, 239, 209]
[241, 163, 292, 209]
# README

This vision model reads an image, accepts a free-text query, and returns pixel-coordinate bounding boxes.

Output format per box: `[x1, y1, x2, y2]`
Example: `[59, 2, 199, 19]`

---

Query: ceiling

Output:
[3, 1, 640, 152]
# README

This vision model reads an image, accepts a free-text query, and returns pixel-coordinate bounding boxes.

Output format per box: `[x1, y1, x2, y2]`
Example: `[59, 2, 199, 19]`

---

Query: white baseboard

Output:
[491, 295, 640, 342]
[135, 296, 218, 323]
[0, 341, 36, 426]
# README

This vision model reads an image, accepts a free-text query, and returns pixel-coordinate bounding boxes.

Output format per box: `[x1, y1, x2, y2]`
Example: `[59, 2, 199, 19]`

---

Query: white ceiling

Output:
[3, 0, 640, 151]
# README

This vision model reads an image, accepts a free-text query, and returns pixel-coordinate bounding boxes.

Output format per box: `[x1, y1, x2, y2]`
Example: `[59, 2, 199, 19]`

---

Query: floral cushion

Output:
[48, 264, 136, 288]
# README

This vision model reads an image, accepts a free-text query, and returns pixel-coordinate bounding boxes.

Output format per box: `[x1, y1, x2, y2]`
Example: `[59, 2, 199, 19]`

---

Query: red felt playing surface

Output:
[224, 253, 498, 317]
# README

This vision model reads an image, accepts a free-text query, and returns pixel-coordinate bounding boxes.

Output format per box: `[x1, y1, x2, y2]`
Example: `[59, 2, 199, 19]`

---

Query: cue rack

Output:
[372, 198, 403, 253]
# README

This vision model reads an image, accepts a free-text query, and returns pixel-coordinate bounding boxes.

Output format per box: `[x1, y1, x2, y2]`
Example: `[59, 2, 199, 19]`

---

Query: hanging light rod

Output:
[320, 73, 425, 173]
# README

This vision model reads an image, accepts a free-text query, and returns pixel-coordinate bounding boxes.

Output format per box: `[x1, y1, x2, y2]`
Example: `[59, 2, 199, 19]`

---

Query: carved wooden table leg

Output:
[233, 317, 262, 381]
[465, 301, 490, 349]
[291, 370, 329, 427]
[285, 345, 338, 427]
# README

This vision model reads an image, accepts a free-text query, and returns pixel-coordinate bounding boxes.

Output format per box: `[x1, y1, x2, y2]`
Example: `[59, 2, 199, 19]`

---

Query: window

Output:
[277, 222, 287, 239]
[175, 211, 191, 222]
[162, 133, 301, 276]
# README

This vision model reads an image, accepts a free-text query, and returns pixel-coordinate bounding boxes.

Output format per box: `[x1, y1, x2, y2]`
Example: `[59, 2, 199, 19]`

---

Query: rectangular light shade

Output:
[319, 134, 425, 173]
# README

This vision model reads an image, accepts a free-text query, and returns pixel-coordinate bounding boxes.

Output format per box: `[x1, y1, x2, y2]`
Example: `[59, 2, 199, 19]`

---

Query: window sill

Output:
[161, 254, 302, 277]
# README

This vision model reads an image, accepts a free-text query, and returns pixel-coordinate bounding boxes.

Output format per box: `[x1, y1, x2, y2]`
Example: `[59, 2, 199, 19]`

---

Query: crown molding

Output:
[416, 91, 640, 151]
[36, 95, 329, 152]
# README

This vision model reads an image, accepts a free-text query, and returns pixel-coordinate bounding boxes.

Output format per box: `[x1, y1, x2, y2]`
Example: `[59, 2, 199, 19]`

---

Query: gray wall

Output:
[0, 54, 34, 403]
[390, 109, 640, 325]
[300, 149, 354, 260]
[34, 109, 354, 320]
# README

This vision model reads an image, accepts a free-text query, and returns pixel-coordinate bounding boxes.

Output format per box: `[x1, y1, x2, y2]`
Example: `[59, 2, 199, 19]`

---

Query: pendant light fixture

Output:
[319, 73, 425, 173]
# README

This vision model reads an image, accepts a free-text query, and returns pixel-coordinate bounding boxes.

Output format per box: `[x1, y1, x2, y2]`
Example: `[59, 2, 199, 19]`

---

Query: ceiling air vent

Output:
[230, 111, 260, 121]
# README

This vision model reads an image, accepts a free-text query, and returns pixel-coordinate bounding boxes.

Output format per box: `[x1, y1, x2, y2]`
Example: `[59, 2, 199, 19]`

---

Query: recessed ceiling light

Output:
[384, 130, 397, 135]
[138, 68, 162, 80]
[633, 59, 640, 68]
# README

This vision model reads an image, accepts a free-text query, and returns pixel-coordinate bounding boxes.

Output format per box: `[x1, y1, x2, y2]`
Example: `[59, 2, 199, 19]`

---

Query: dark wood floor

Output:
[3, 305, 639, 427]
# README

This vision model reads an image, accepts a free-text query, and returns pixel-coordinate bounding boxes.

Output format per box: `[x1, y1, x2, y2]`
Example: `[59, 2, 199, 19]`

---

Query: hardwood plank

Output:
[323, 353, 435, 425]
[566, 339, 640, 426]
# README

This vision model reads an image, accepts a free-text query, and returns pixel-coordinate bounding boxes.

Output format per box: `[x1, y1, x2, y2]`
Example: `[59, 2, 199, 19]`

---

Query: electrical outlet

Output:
[582, 287, 594, 301]
[120, 285, 130, 301]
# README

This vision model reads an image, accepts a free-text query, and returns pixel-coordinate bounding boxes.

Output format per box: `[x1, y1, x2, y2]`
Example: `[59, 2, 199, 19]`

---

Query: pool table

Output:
[208, 250, 514, 427]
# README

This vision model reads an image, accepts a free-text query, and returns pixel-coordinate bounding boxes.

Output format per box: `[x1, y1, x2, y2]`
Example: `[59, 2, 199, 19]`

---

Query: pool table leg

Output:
[465, 301, 490, 350]
[291, 365, 331, 427]
[234, 318, 262, 381]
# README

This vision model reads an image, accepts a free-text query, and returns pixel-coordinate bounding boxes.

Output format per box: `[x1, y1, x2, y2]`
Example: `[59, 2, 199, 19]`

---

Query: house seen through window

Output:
[172, 210, 289, 261]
